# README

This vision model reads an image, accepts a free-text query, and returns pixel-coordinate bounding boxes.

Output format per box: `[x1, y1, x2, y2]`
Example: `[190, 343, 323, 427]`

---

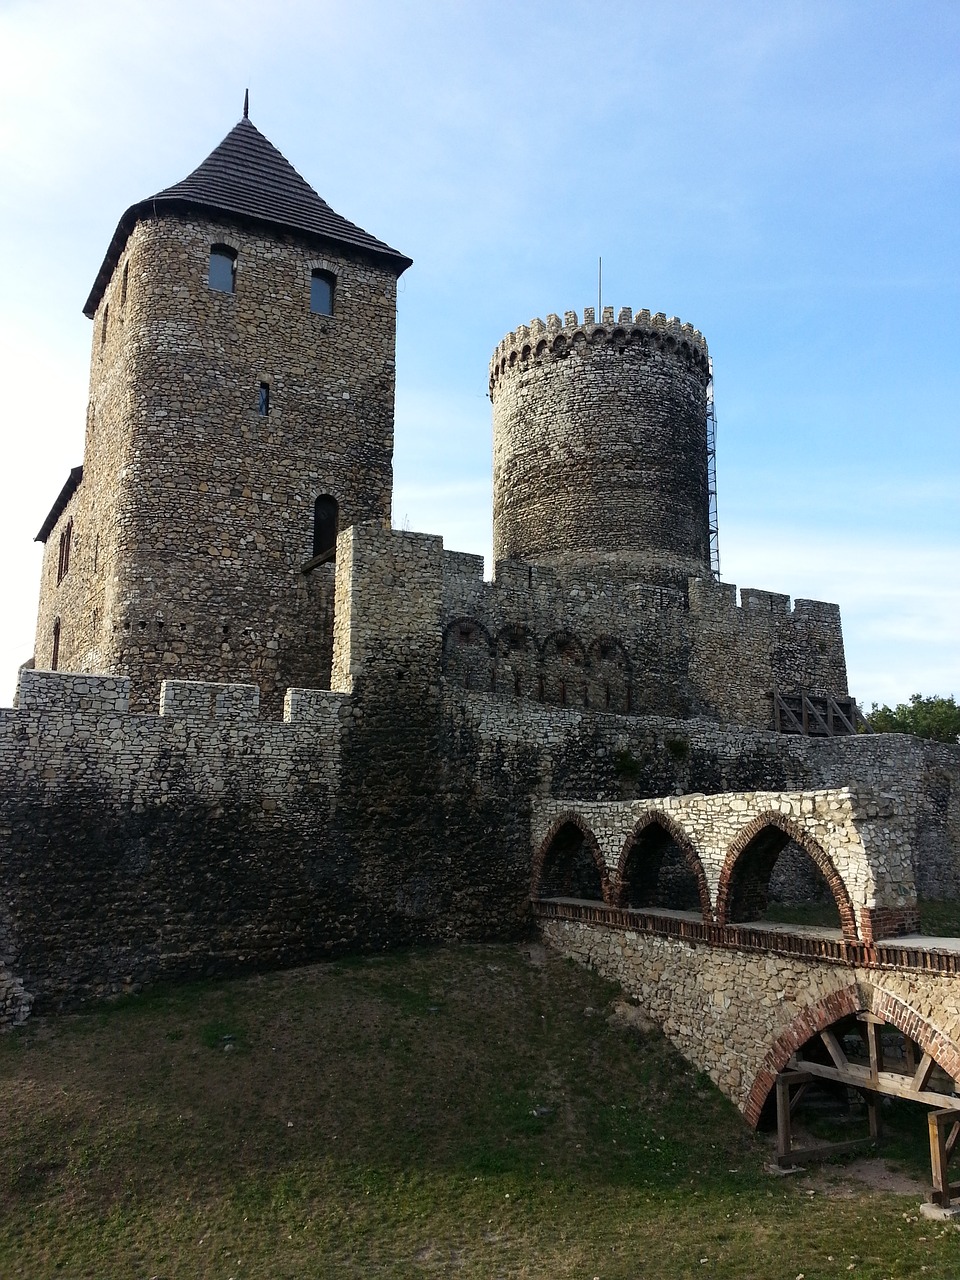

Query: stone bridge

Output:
[530, 791, 960, 1144]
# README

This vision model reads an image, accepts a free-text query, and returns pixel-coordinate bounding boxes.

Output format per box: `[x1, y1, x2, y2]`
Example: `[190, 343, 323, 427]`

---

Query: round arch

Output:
[441, 617, 496, 692]
[615, 809, 712, 921]
[716, 811, 858, 943]
[531, 812, 613, 905]
[743, 982, 960, 1128]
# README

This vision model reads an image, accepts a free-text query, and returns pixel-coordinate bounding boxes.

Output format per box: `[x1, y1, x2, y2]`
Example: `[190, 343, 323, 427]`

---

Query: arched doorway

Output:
[533, 818, 608, 903]
[718, 814, 857, 942]
[617, 815, 711, 918]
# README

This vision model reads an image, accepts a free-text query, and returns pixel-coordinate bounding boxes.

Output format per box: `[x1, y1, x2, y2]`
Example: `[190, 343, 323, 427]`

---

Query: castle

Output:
[3, 113, 959, 1127]
[30, 108, 851, 732]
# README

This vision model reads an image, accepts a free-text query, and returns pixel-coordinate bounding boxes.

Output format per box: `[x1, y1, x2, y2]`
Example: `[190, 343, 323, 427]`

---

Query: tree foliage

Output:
[869, 693, 960, 744]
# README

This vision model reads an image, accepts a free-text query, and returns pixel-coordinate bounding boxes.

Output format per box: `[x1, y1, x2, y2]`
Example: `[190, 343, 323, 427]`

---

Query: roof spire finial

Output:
[243, 88, 249, 119]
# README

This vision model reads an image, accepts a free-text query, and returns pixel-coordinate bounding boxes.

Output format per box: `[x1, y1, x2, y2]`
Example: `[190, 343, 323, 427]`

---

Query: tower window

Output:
[310, 269, 335, 316]
[209, 245, 237, 293]
[258, 382, 270, 415]
[100, 304, 109, 347]
[51, 618, 61, 671]
[313, 494, 339, 559]
[120, 261, 129, 307]
[57, 520, 73, 584]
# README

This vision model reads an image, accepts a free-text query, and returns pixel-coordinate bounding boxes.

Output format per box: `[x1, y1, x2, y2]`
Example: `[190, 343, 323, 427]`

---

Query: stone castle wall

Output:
[34, 210, 398, 715]
[440, 551, 848, 728]
[490, 308, 711, 586]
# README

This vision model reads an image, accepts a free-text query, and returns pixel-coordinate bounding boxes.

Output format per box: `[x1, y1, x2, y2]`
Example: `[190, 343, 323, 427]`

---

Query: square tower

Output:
[33, 112, 411, 714]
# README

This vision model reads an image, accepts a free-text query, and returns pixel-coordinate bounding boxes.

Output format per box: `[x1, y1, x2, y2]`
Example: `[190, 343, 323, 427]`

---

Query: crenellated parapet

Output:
[489, 306, 709, 394]
[12, 668, 345, 728]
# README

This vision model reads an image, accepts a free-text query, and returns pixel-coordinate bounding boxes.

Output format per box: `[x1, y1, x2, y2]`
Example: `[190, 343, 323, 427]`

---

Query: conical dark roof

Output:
[84, 116, 411, 316]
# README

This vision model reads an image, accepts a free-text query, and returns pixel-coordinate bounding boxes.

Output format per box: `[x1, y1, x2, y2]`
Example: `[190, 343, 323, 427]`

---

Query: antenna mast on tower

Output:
[706, 357, 720, 581]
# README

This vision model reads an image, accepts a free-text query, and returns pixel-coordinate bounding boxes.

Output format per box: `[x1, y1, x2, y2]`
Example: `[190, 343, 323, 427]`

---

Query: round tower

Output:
[490, 306, 711, 587]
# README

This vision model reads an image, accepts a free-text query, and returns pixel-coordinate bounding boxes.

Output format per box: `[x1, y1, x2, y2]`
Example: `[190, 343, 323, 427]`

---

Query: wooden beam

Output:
[830, 699, 856, 734]
[795, 1057, 960, 1109]
[786, 1137, 877, 1165]
[862, 1017, 883, 1083]
[911, 1052, 937, 1094]
[789, 1082, 811, 1115]
[803, 695, 831, 735]
[820, 1029, 850, 1071]
[929, 1109, 956, 1208]
[776, 1073, 794, 1162]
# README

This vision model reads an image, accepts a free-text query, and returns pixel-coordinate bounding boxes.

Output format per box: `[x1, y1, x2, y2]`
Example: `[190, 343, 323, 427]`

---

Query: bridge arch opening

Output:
[617, 813, 711, 919]
[533, 816, 609, 904]
[717, 813, 857, 942]
[745, 985, 960, 1199]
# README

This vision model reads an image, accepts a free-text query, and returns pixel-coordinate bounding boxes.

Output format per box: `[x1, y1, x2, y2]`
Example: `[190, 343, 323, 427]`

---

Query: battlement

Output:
[16, 670, 131, 715]
[489, 306, 708, 391]
[688, 579, 843, 624]
[159, 680, 261, 720]
[13, 669, 345, 727]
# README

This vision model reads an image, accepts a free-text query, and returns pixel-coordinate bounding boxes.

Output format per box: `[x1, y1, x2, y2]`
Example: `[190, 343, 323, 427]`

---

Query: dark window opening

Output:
[57, 520, 72, 584]
[120, 262, 129, 307]
[100, 304, 109, 347]
[209, 245, 237, 294]
[310, 269, 335, 316]
[258, 382, 270, 415]
[51, 618, 61, 671]
[313, 494, 339, 559]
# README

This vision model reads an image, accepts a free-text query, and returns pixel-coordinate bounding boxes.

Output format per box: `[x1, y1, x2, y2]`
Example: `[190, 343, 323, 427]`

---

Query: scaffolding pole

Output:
[706, 358, 720, 581]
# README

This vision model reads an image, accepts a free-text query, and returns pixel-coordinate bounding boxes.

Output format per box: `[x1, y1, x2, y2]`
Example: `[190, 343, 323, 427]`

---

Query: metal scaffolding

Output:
[706, 359, 721, 581]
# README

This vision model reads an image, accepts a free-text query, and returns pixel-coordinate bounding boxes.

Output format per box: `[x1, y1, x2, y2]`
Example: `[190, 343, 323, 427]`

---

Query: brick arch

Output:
[441, 617, 496, 694]
[531, 812, 613, 905]
[615, 810, 712, 921]
[537, 629, 587, 662]
[538, 629, 588, 708]
[586, 635, 633, 674]
[743, 982, 960, 1127]
[441, 616, 495, 654]
[716, 811, 858, 943]
[586, 635, 633, 714]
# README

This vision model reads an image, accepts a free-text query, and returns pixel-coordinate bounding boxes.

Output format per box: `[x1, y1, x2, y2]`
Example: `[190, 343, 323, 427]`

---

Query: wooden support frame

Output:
[774, 1069, 878, 1167]
[771, 688, 866, 738]
[782, 1020, 960, 1205]
[928, 1109, 960, 1209]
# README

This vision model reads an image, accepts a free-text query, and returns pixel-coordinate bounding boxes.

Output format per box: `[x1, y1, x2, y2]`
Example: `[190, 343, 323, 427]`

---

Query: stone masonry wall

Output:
[34, 210, 399, 715]
[446, 691, 960, 900]
[542, 917, 960, 1119]
[490, 307, 711, 587]
[442, 552, 848, 730]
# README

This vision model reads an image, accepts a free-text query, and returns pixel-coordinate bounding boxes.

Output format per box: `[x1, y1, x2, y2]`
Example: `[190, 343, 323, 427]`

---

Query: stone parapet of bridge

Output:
[531, 788, 920, 943]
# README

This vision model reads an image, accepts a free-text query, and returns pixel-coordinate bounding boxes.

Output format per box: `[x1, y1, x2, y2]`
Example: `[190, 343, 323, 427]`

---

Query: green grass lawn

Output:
[1, 944, 957, 1279]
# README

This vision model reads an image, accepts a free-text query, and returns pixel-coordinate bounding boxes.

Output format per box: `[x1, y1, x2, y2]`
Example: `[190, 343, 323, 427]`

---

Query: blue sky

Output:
[0, 0, 957, 709]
